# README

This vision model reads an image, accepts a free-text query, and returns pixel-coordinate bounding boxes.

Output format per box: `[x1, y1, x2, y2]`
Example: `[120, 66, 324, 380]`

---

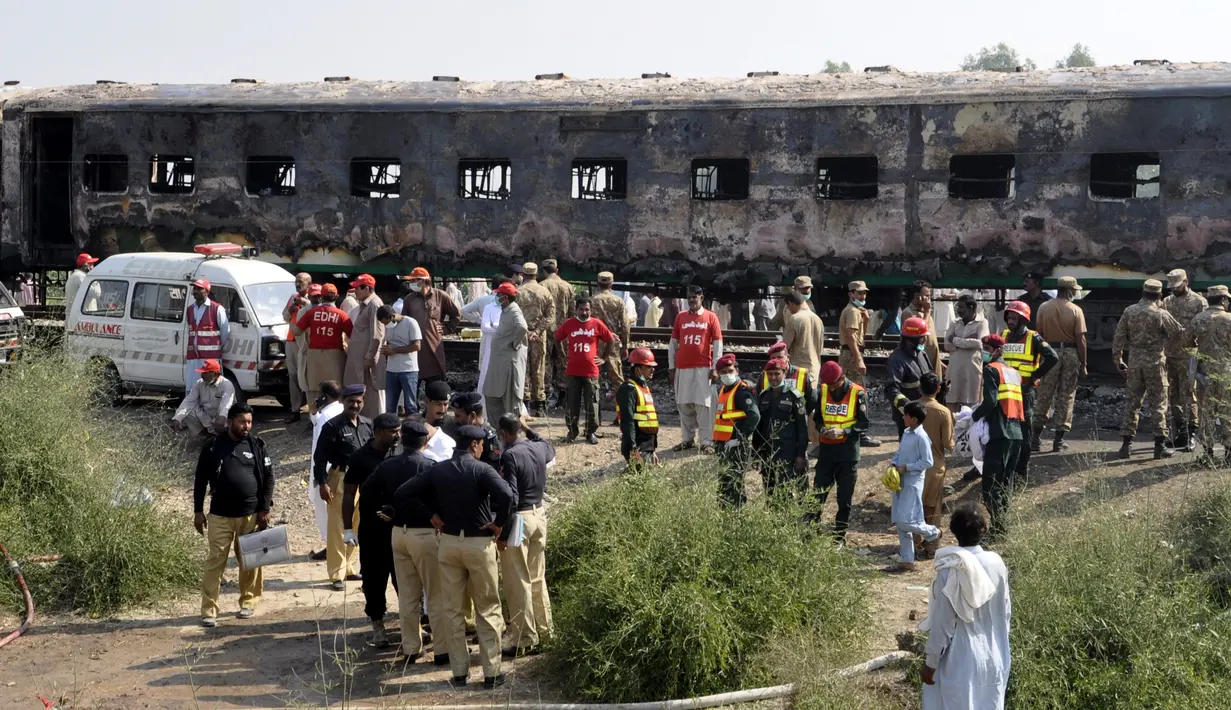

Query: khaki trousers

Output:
[838, 349, 865, 387]
[438, 533, 503, 679]
[917, 465, 947, 553]
[500, 508, 553, 649]
[200, 513, 262, 618]
[526, 332, 548, 402]
[391, 527, 444, 657]
[326, 467, 359, 582]
[305, 348, 346, 402]
[285, 339, 306, 411]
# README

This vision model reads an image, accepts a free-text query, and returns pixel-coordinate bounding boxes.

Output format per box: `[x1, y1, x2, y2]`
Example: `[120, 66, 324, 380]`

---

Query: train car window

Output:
[949, 154, 1016, 200]
[131, 283, 186, 323]
[691, 158, 750, 200]
[459, 160, 512, 200]
[148, 155, 195, 194]
[1089, 153, 1160, 200]
[246, 156, 297, 196]
[83, 154, 129, 193]
[350, 159, 401, 198]
[816, 157, 879, 200]
[572, 159, 627, 200]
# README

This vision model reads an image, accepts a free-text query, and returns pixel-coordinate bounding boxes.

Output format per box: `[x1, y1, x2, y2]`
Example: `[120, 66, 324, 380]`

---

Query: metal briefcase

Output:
[238, 525, 291, 570]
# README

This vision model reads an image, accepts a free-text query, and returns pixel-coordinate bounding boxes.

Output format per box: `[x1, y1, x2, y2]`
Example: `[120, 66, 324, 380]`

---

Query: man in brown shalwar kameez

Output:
[344, 274, 386, 419]
[399, 266, 462, 393]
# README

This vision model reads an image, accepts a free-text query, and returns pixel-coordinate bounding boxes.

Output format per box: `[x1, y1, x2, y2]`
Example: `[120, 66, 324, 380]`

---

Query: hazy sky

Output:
[2, 0, 1228, 86]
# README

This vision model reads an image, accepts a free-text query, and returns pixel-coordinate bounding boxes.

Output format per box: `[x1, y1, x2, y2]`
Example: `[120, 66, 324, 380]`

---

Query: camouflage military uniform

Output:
[1163, 288, 1207, 441]
[591, 285, 630, 388]
[540, 267, 575, 394]
[1187, 294, 1231, 453]
[1112, 298, 1182, 438]
[518, 264, 556, 405]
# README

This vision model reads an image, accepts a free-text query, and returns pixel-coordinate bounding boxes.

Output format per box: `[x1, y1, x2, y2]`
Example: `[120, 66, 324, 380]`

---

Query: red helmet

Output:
[902, 316, 930, 338]
[1005, 300, 1032, 321]
[629, 347, 657, 366]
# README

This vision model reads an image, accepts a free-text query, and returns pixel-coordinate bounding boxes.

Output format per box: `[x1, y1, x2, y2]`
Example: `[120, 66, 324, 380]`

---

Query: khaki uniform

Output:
[200, 513, 262, 618]
[768, 296, 811, 332]
[1163, 290, 1208, 437]
[518, 280, 556, 403]
[783, 308, 824, 376]
[500, 506, 552, 649]
[541, 274, 575, 391]
[327, 467, 359, 581]
[438, 534, 504, 679]
[591, 290, 630, 387]
[917, 395, 953, 554]
[390, 527, 444, 657]
[1113, 300, 1182, 438]
[1034, 298, 1087, 432]
[1187, 304, 1231, 452]
[838, 303, 870, 386]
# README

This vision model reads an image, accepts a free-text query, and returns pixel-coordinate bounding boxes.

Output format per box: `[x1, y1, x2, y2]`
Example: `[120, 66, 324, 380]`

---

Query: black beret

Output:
[401, 419, 429, 437]
[451, 392, 484, 409]
[425, 380, 452, 402]
[456, 424, 488, 442]
[341, 384, 366, 397]
[373, 413, 401, 430]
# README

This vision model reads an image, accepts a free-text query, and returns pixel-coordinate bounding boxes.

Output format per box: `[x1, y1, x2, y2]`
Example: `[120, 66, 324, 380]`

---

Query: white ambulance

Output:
[64, 243, 297, 403]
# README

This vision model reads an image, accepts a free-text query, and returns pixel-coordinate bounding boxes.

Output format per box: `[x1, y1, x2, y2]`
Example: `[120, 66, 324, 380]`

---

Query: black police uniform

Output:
[754, 384, 809, 493]
[345, 440, 396, 622]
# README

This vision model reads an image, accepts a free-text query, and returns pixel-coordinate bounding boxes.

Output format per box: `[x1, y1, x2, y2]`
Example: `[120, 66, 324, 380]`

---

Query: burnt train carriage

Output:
[3, 64, 1231, 312]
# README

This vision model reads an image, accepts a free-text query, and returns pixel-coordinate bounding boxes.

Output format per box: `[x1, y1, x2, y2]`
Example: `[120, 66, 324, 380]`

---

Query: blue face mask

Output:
[853, 299, 866, 308]
[802, 293, 812, 301]
[982, 351, 993, 363]
[917, 344, 926, 353]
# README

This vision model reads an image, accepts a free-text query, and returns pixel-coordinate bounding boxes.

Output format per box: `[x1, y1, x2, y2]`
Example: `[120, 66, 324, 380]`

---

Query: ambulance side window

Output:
[80, 279, 129, 318]
[209, 285, 243, 321]
[131, 283, 186, 323]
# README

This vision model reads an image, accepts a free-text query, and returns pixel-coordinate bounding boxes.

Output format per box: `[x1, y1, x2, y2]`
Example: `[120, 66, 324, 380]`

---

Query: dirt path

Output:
[1, 392, 1210, 710]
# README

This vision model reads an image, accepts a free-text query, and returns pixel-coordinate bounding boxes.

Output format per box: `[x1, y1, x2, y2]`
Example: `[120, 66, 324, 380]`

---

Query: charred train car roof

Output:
[4, 64, 1231, 289]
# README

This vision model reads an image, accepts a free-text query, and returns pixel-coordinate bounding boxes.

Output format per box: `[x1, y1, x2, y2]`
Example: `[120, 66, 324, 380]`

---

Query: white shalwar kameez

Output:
[308, 400, 345, 543]
[477, 301, 502, 393]
[921, 545, 1012, 710]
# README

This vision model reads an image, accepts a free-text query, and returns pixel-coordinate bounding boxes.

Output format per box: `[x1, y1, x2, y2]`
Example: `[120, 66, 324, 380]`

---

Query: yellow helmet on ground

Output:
[882, 465, 902, 493]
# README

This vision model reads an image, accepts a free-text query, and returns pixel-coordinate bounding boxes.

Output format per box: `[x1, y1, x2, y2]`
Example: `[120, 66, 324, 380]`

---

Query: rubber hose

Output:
[0, 542, 35, 648]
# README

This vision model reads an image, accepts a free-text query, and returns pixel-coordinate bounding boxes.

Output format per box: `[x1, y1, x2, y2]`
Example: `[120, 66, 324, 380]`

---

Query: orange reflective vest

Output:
[713, 382, 753, 442]
[1000, 328, 1040, 378]
[759, 366, 809, 395]
[818, 382, 863, 444]
[989, 361, 1026, 421]
[617, 382, 659, 434]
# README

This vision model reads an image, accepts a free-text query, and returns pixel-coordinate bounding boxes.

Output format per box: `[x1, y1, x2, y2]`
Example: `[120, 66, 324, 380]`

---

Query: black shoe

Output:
[960, 467, 982, 482]
[309, 549, 327, 561]
[483, 674, 507, 690]
[434, 653, 451, 666]
[287, 412, 302, 423]
[346, 573, 363, 582]
[564, 433, 577, 444]
[1154, 436, 1175, 460]
[860, 434, 882, 447]
[451, 675, 468, 686]
[586, 433, 599, 445]
[1052, 432, 1069, 453]
[1118, 437, 1133, 459]
[394, 651, 421, 663]
[501, 646, 519, 659]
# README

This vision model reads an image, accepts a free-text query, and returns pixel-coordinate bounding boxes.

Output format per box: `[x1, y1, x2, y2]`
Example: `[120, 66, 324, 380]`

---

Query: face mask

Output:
[917, 344, 926, 353]
[982, 351, 993, 363]
[802, 293, 812, 301]
[720, 373, 739, 387]
[853, 299, 866, 308]
[409, 282, 423, 293]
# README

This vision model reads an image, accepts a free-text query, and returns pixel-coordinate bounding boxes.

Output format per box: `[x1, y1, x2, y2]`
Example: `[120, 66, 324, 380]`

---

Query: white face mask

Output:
[409, 282, 423, 293]
[720, 372, 739, 386]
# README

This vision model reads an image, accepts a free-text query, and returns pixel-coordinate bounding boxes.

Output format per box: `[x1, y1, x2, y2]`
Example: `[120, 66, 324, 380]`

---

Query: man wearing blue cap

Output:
[396, 424, 515, 689]
[341, 412, 401, 647]
[313, 384, 373, 589]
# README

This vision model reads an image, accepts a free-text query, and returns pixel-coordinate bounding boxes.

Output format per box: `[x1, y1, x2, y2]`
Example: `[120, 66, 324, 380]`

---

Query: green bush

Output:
[0, 345, 199, 615]
[1004, 484, 1231, 710]
[546, 460, 873, 703]
[1173, 488, 1231, 609]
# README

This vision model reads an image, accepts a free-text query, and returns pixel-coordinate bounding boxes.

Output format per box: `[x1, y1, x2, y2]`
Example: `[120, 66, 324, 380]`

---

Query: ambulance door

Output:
[125, 281, 187, 387]
[209, 283, 257, 392]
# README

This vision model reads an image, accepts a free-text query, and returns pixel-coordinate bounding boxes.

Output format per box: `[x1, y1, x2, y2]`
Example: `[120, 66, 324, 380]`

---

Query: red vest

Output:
[186, 300, 224, 360]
